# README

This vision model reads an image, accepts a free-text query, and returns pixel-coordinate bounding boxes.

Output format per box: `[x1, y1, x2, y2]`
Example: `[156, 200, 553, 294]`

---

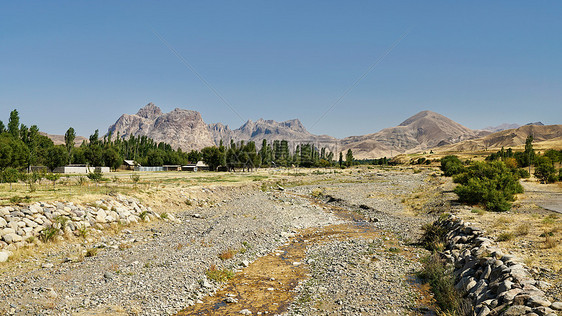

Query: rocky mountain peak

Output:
[108, 104, 214, 151]
[136, 103, 163, 120]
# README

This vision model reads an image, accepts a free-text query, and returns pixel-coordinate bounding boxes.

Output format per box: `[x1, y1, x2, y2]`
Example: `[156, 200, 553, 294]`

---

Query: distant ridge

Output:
[434, 124, 562, 152]
[105, 104, 554, 159]
[208, 118, 336, 147]
[41, 132, 87, 147]
[482, 123, 521, 133]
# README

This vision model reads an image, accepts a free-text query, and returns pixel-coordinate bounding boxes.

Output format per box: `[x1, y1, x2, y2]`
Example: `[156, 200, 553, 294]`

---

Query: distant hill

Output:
[482, 123, 521, 133]
[340, 111, 486, 159]
[41, 132, 87, 147]
[434, 124, 562, 152]
[525, 121, 544, 126]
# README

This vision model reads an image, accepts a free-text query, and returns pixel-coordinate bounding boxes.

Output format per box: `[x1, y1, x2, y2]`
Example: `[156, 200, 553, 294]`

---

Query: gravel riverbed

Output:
[0, 169, 438, 315]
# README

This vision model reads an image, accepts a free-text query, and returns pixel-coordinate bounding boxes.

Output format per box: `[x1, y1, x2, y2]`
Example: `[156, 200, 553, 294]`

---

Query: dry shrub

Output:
[219, 249, 235, 260]
[497, 232, 514, 242]
[515, 224, 530, 236]
[493, 216, 512, 228]
[544, 236, 557, 249]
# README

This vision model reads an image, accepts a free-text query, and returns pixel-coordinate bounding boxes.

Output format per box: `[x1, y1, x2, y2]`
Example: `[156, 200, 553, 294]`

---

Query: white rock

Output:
[0, 208, 11, 216]
[240, 309, 252, 315]
[22, 218, 37, 228]
[0, 250, 12, 262]
[1, 228, 15, 236]
[29, 204, 42, 214]
[241, 260, 250, 267]
[225, 296, 238, 303]
[0, 217, 6, 228]
[3, 233, 23, 243]
[96, 211, 107, 223]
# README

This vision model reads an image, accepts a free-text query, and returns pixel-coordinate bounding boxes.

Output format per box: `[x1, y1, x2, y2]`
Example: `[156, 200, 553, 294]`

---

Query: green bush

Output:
[440, 155, 465, 176]
[534, 156, 556, 183]
[453, 161, 523, 212]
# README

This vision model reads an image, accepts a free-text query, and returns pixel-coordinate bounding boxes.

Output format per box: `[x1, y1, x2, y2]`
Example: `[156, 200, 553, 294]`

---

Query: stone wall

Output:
[437, 215, 562, 316]
[0, 195, 165, 262]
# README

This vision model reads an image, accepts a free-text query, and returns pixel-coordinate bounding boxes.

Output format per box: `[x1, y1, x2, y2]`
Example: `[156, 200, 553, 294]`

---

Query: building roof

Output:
[123, 160, 136, 166]
[196, 161, 208, 167]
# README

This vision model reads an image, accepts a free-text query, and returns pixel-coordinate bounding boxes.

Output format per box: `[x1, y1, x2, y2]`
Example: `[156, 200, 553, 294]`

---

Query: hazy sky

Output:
[1, 1, 561, 138]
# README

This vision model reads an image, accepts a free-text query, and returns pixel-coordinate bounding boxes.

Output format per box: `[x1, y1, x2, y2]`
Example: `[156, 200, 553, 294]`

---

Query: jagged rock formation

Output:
[340, 111, 485, 159]
[208, 118, 337, 148]
[107, 103, 215, 151]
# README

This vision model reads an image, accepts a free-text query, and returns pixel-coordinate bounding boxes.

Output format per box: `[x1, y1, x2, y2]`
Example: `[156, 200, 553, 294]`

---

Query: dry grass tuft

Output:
[218, 249, 235, 260]
[497, 232, 514, 242]
[543, 235, 557, 249]
[515, 224, 530, 236]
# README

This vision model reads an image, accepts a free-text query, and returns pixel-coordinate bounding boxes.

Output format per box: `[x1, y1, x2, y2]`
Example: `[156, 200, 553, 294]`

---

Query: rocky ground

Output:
[0, 168, 442, 315]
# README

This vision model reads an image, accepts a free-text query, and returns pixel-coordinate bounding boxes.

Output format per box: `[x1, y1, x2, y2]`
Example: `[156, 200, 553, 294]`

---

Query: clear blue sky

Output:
[1, 1, 561, 138]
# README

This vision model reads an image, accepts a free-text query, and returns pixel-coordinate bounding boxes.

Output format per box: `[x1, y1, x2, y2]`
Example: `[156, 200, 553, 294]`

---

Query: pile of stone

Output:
[0, 194, 164, 262]
[437, 215, 562, 316]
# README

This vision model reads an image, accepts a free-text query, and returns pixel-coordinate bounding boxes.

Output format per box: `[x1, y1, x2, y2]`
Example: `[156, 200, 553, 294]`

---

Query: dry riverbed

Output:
[0, 168, 440, 315]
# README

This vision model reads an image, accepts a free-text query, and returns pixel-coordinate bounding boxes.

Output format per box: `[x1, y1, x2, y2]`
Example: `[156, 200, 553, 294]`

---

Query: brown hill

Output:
[107, 103, 215, 151]
[340, 111, 486, 159]
[41, 132, 88, 146]
[434, 124, 562, 153]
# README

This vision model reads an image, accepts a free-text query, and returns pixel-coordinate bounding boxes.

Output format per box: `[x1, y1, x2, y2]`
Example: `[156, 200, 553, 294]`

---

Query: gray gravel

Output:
[0, 168, 440, 315]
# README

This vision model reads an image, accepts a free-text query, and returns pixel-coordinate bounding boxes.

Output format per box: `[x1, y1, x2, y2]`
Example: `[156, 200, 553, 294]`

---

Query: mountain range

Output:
[63, 103, 561, 159]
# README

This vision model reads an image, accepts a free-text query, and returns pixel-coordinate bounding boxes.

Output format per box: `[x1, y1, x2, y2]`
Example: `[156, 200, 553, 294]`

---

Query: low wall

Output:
[437, 215, 562, 316]
[0, 195, 170, 262]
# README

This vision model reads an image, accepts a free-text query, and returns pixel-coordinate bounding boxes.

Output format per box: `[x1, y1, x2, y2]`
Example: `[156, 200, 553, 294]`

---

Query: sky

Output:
[1, 1, 561, 138]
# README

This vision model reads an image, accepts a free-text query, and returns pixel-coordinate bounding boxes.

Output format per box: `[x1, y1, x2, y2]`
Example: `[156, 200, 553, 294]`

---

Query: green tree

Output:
[339, 152, 343, 167]
[440, 155, 464, 176]
[0, 141, 13, 170]
[534, 156, 557, 183]
[65, 127, 76, 164]
[453, 161, 523, 212]
[2, 168, 19, 189]
[201, 146, 223, 171]
[146, 150, 163, 166]
[516, 135, 535, 168]
[46, 146, 69, 171]
[345, 149, 354, 167]
[45, 173, 61, 189]
[103, 146, 123, 170]
[187, 150, 201, 163]
[8, 109, 20, 138]
[85, 144, 103, 166]
[87, 170, 103, 186]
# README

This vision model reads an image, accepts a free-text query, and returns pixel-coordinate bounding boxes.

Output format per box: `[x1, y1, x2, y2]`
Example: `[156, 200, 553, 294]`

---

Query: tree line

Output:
[0, 109, 357, 178]
[197, 139, 354, 171]
[485, 135, 562, 183]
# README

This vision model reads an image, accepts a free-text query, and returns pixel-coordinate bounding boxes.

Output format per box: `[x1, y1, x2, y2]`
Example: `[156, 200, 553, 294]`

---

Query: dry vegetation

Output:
[455, 204, 562, 274]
